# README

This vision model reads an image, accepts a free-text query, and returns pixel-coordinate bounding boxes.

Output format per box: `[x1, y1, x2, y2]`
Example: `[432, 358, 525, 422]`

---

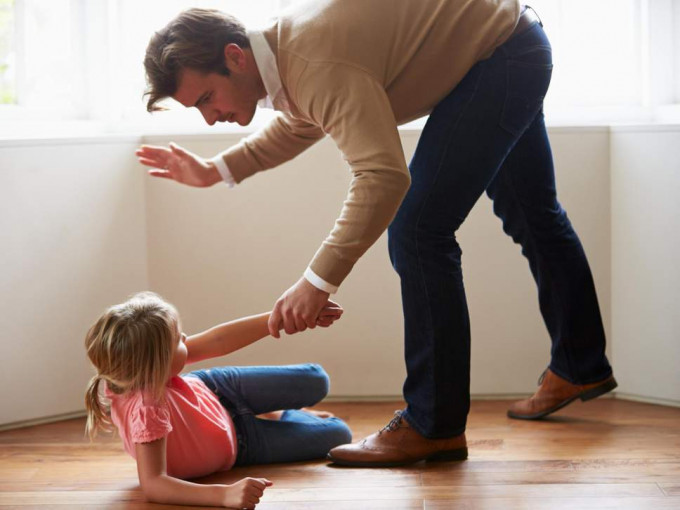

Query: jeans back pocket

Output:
[499, 47, 553, 137]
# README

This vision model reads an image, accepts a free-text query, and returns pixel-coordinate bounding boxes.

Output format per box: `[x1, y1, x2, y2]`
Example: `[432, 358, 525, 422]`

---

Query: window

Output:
[1, 0, 679, 130]
[1, 0, 286, 128]
[114, 0, 283, 127]
[528, 0, 646, 122]
[675, 0, 680, 102]
[0, 0, 14, 105]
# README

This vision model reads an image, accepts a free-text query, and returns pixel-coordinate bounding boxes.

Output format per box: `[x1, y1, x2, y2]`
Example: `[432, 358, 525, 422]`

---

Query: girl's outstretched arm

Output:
[185, 312, 271, 365]
[185, 301, 343, 364]
[135, 438, 272, 508]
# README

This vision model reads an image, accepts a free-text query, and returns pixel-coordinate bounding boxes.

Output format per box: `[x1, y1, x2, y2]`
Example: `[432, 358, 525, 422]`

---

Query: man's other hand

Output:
[136, 142, 222, 187]
[269, 277, 332, 338]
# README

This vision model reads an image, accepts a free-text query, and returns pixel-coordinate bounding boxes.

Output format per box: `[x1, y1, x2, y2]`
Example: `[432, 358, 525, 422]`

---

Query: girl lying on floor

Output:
[84, 291, 351, 509]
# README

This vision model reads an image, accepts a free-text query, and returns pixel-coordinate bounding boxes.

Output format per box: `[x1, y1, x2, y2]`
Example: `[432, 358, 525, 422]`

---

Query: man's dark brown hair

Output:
[143, 8, 250, 112]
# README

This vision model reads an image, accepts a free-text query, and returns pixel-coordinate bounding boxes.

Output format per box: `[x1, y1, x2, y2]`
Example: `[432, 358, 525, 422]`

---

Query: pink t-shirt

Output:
[107, 375, 238, 479]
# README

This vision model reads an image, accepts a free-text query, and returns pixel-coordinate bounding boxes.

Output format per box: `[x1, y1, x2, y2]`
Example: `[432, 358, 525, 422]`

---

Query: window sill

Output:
[1, 108, 680, 147]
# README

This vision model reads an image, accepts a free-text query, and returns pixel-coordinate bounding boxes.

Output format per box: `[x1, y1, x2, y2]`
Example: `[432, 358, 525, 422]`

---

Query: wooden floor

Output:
[1, 399, 679, 509]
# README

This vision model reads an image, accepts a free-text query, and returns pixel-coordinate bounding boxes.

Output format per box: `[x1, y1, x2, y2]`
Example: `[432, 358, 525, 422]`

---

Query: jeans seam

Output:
[498, 145, 579, 381]
[408, 62, 486, 433]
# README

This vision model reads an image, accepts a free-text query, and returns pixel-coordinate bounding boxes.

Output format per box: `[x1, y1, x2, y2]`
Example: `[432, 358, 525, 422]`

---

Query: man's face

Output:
[173, 68, 259, 127]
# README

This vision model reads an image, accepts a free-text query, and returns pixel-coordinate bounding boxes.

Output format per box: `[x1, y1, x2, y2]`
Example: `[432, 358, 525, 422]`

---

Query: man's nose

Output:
[201, 110, 217, 126]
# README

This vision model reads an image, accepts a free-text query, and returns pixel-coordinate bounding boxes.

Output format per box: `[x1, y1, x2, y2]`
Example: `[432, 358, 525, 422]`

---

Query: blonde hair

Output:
[84, 292, 179, 439]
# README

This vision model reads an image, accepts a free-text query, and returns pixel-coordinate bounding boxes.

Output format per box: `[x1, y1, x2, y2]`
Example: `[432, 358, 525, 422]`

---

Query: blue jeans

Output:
[388, 21, 613, 438]
[190, 363, 352, 465]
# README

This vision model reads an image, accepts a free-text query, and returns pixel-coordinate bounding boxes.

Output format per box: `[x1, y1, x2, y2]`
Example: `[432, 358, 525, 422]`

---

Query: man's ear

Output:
[223, 43, 246, 73]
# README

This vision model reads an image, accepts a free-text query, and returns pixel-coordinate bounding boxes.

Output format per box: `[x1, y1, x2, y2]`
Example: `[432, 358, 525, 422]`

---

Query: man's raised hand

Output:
[136, 142, 222, 187]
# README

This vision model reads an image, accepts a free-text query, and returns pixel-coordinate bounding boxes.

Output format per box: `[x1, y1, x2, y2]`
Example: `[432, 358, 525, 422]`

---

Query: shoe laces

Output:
[378, 410, 404, 435]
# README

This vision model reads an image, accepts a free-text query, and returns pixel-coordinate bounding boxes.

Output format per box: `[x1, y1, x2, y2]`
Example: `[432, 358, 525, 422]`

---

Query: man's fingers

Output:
[138, 157, 167, 169]
[268, 306, 282, 338]
[282, 309, 299, 335]
[148, 170, 174, 179]
[285, 310, 302, 334]
[303, 313, 317, 329]
[169, 142, 190, 158]
[319, 307, 343, 318]
[293, 311, 307, 331]
[136, 145, 171, 158]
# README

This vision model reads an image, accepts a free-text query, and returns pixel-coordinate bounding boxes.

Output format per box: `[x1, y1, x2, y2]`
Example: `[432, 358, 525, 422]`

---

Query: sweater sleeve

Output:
[220, 113, 326, 184]
[297, 62, 412, 287]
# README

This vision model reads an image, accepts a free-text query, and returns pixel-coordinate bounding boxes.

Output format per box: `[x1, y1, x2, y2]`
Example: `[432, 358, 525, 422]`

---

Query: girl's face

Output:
[169, 331, 188, 378]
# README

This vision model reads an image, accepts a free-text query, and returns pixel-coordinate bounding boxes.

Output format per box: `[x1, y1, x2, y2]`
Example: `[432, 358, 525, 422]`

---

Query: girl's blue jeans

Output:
[389, 21, 613, 438]
[190, 363, 351, 466]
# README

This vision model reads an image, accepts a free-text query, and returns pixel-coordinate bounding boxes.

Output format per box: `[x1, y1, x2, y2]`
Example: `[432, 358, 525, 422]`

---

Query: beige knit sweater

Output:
[221, 0, 520, 287]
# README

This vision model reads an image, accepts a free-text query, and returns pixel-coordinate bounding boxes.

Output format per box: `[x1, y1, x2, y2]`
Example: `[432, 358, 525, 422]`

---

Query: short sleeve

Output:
[129, 404, 173, 444]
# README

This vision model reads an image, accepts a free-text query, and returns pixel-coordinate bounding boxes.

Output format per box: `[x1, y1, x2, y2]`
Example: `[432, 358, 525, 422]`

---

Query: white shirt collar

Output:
[249, 30, 282, 110]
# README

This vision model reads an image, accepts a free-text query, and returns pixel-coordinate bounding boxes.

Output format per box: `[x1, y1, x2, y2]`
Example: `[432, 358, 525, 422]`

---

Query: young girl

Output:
[85, 292, 351, 509]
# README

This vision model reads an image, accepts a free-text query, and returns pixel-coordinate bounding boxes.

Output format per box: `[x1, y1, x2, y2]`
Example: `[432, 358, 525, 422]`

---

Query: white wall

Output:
[9, 123, 671, 428]
[611, 126, 680, 404]
[0, 137, 148, 426]
[465, 128, 612, 394]
[143, 127, 612, 398]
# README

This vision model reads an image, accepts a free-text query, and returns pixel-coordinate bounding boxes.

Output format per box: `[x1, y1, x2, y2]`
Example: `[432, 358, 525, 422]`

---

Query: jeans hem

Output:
[402, 408, 466, 439]
[548, 364, 614, 386]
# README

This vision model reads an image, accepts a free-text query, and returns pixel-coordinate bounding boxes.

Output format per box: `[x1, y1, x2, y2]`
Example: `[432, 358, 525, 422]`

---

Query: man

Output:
[136, 0, 617, 467]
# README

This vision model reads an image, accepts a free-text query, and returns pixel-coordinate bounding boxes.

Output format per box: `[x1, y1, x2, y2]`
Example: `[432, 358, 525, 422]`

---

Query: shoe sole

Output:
[327, 446, 468, 468]
[507, 377, 618, 420]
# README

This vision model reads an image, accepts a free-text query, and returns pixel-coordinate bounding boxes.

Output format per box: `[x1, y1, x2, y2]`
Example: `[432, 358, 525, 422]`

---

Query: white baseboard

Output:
[2, 392, 677, 432]
[613, 392, 680, 408]
[0, 410, 87, 433]
[324, 393, 531, 402]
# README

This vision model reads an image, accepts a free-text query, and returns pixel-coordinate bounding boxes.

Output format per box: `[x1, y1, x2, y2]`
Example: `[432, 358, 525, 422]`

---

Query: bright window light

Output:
[0, 0, 677, 128]
[530, 0, 643, 108]
[116, 0, 282, 124]
[0, 0, 14, 105]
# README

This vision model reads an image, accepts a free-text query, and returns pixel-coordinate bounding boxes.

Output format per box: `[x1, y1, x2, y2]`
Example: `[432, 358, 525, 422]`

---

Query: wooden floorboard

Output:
[1, 399, 679, 509]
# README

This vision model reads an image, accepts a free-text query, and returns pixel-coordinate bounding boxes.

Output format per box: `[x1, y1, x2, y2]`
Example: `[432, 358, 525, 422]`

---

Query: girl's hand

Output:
[317, 300, 344, 328]
[222, 477, 273, 509]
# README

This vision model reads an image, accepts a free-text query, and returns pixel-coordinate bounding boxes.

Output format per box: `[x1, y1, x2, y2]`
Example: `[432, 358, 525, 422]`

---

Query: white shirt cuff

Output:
[210, 154, 236, 188]
[304, 267, 338, 294]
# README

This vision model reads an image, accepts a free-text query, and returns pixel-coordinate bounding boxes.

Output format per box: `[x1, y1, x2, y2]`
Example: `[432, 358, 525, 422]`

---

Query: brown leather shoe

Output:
[327, 410, 467, 467]
[507, 368, 618, 420]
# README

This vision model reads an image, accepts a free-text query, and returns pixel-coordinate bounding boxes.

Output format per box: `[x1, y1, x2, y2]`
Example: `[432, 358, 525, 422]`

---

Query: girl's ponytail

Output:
[84, 292, 179, 440]
[84, 375, 111, 440]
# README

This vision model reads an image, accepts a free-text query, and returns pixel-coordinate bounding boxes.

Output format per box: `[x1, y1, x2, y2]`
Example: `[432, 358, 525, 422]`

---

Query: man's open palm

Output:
[136, 142, 221, 187]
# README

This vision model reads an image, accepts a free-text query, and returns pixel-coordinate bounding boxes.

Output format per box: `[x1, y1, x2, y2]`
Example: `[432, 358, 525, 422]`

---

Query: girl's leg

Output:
[190, 364, 349, 465]
[190, 363, 330, 415]
[237, 410, 352, 465]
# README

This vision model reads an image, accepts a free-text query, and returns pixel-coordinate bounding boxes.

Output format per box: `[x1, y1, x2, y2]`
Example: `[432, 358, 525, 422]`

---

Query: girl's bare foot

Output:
[301, 407, 335, 418]
[257, 408, 335, 420]
[257, 410, 285, 420]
